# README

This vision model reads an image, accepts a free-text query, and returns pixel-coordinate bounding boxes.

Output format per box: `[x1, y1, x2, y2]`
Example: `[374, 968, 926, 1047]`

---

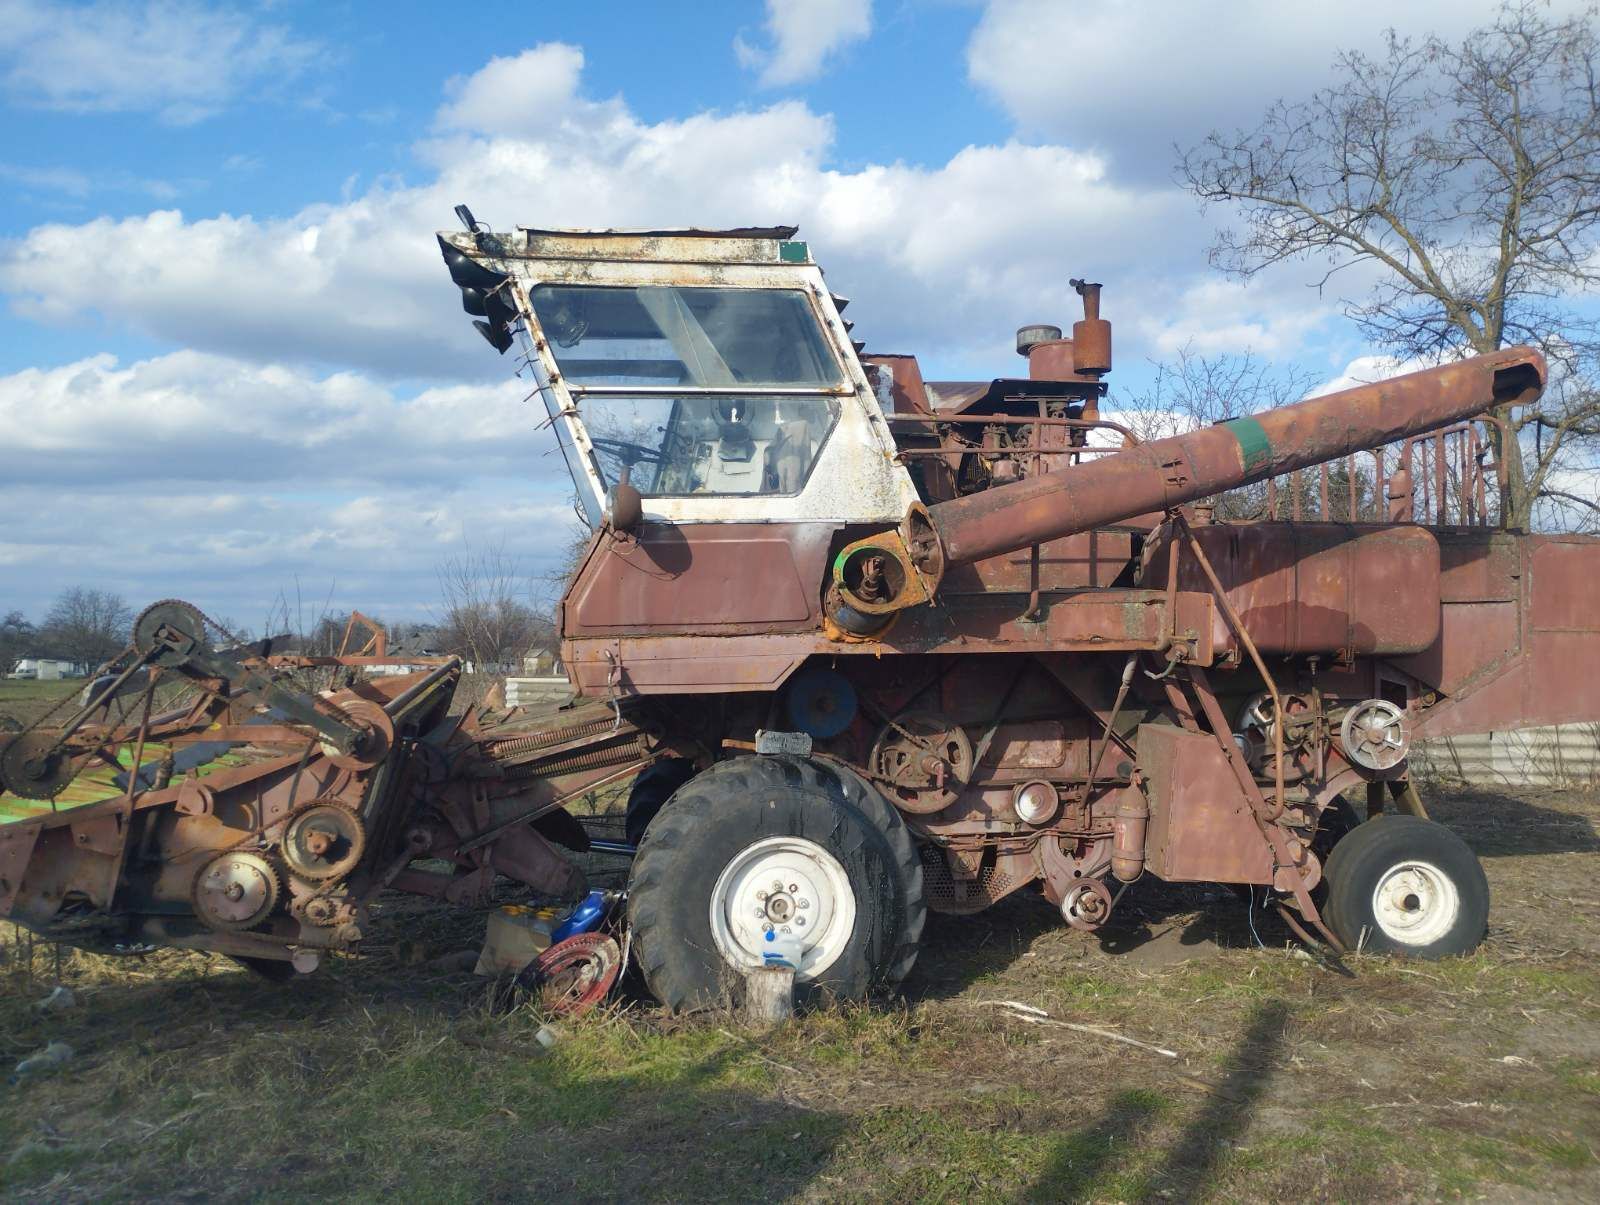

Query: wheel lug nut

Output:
[798, 899, 810, 909]
[788, 883, 798, 893]
[796, 917, 806, 927]
[772, 880, 783, 892]
[756, 890, 768, 900]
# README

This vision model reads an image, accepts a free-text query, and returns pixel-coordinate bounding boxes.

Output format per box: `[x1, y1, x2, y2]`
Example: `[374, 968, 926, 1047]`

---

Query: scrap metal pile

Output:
[5, 215, 1600, 1009]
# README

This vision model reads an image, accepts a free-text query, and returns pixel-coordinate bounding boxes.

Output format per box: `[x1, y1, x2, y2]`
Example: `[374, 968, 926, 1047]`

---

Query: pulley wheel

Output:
[320, 699, 394, 770]
[1340, 699, 1411, 771]
[1060, 878, 1114, 932]
[784, 666, 858, 739]
[281, 802, 366, 882]
[518, 932, 623, 1017]
[869, 711, 973, 815]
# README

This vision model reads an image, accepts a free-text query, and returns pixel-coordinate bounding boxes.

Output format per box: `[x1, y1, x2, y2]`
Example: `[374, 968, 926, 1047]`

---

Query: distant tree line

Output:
[0, 587, 135, 672]
[3, 531, 590, 679]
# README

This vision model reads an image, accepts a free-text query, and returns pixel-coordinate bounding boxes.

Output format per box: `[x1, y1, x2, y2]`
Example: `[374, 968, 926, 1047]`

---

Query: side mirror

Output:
[605, 467, 643, 533]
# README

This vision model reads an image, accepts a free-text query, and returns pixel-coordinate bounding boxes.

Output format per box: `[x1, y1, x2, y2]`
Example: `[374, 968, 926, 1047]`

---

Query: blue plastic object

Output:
[784, 666, 858, 738]
[552, 889, 609, 941]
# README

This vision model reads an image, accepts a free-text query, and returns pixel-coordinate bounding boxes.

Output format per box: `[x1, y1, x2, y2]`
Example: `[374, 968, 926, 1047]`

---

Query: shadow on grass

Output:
[902, 877, 1286, 1000]
[1023, 999, 1291, 1203]
[2, 953, 855, 1202]
[1424, 787, 1600, 858]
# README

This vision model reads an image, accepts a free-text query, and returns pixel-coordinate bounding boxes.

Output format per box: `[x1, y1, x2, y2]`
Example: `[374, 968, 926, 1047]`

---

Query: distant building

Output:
[8, 658, 88, 680]
[366, 627, 448, 676]
[522, 647, 565, 677]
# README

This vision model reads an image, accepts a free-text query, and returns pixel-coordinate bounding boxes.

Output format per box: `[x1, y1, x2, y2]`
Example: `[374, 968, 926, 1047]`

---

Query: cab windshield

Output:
[530, 285, 844, 498]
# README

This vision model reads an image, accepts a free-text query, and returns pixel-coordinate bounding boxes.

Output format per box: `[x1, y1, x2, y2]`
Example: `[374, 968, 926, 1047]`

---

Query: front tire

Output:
[627, 756, 925, 1012]
[1323, 815, 1489, 957]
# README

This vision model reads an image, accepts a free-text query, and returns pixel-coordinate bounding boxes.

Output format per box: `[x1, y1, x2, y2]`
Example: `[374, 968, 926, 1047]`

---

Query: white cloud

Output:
[0, 160, 179, 200]
[0, 348, 582, 621]
[967, 0, 1595, 181]
[735, 0, 872, 88]
[0, 0, 323, 123]
[1, 42, 1228, 384]
[436, 43, 594, 139]
[0, 349, 556, 484]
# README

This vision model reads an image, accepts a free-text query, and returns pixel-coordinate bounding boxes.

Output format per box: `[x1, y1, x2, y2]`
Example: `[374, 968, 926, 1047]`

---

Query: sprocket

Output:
[132, 599, 209, 666]
[281, 802, 366, 882]
[1, 730, 75, 801]
[192, 851, 281, 931]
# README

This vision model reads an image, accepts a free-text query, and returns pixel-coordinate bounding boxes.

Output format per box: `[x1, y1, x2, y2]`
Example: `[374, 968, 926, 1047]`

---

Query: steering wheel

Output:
[589, 437, 663, 467]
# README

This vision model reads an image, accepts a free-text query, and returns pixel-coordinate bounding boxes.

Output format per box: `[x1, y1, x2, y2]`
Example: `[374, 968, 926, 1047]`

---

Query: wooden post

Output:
[744, 965, 795, 1025]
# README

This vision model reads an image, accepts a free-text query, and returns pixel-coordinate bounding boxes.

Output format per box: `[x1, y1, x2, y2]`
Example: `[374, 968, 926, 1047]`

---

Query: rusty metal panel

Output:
[0, 823, 40, 915]
[1138, 724, 1272, 885]
[1434, 530, 1520, 603]
[1400, 600, 1521, 698]
[1530, 538, 1600, 631]
[978, 721, 1069, 770]
[566, 522, 834, 634]
[1148, 523, 1440, 656]
[941, 531, 1135, 594]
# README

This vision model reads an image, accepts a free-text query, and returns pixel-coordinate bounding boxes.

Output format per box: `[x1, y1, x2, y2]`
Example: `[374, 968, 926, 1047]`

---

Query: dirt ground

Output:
[1, 781, 1597, 1202]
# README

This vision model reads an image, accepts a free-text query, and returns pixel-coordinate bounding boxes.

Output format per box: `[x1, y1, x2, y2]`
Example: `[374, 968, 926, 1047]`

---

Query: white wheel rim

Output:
[1370, 859, 1460, 946]
[708, 836, 857, 982]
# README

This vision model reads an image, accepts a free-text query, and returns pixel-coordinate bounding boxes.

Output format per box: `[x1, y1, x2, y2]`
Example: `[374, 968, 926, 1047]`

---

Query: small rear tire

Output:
[1323, 815, 1488, 957]
[628, 755, 924, 1012]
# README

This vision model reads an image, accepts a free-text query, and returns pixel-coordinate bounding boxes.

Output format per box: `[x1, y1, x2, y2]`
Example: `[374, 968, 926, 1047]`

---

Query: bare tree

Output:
[41, 587, 133, 667]
[0, 610, 36, 673]
[435, 542, 551, 672]
[1180, 2, 1600, 530]
[536, 522, 598, 612]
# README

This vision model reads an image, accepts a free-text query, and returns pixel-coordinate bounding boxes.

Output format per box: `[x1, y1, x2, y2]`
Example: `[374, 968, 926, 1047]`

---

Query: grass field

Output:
[1, 781, 1597, 1202]
[0, 677, 71, 727]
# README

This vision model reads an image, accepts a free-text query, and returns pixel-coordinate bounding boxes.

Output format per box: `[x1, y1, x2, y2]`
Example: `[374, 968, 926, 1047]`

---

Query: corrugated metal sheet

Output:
[504, 676, 574, 709]
[1412, 724, 1600, 789]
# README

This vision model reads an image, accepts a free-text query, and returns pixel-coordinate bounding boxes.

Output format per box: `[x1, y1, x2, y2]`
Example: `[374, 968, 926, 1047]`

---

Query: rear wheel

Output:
[627, 756, 924, 1012]
[1323, 815, 1488, 957]
[624, 758, 696, 845]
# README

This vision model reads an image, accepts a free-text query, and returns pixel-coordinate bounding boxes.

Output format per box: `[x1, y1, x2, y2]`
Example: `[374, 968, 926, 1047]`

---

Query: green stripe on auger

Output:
[1225, 415, 1274, 475]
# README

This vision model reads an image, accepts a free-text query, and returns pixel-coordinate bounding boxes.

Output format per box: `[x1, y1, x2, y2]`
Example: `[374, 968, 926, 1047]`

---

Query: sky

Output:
[0, 0, 1584, 630]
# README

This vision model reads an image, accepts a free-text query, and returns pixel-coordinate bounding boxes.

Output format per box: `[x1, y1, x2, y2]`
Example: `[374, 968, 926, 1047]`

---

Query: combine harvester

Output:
[2, 214, 1596, 1007]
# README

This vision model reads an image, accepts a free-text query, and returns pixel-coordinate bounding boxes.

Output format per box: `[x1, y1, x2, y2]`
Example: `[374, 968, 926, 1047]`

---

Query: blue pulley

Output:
[784, 666, 858, 739]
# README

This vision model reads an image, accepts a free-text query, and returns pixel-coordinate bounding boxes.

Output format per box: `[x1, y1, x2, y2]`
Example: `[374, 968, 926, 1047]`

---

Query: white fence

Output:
[1412, 724, 1600, 790]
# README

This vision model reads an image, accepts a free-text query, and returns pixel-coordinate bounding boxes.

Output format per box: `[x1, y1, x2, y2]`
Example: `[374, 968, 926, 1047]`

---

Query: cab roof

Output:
[437, 225, 811, 266]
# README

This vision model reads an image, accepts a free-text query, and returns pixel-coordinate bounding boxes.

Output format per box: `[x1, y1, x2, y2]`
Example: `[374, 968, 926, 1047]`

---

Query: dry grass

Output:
[2, 783, 1598, 1202]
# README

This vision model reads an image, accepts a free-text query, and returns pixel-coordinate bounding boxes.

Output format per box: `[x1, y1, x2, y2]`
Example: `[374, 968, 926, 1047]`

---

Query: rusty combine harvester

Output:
[2, 214, 1597, 1006]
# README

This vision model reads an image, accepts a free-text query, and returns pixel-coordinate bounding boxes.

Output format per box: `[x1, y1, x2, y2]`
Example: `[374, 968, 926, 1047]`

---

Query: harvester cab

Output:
[437, 221, 919, 534]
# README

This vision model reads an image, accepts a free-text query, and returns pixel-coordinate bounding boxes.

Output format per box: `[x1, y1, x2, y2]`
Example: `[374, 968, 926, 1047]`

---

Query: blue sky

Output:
[0, 0, 1576, 628]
